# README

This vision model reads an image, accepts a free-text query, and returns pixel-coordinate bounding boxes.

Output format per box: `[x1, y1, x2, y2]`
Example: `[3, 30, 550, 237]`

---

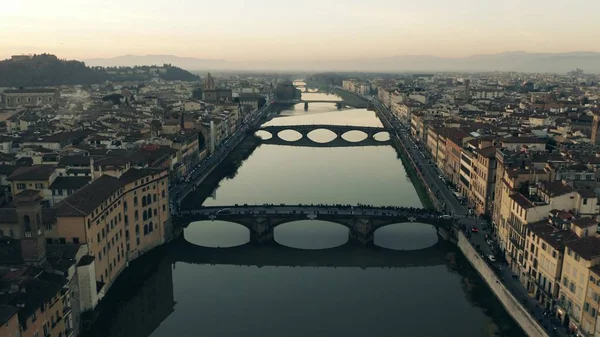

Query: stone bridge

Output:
[255, 124, 391, 142]
[174, 205, 452, 246]
[258, 135, 392, 148]
[275, 99, 345, 109]
[169, 234, 449, 268]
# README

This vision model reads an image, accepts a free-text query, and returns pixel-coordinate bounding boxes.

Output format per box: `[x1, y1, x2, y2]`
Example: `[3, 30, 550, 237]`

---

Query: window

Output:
[148, 222, 153, 233]
[133, 196, 138, 207]
[153, 194, 157, 202]
[162, 190, 165, 198]
[134, 210, 139, 220]
[584, 302, 590, 312]
[17, 183, 26, 190]
[135, 225, 139, 234]
[147, 194, 152, 204]
[148, 208, 152, 219]
[124, 201, 128, 211]
[142, 196, 146, 207]
[143, 225, 148, 235]
[143, 210, 147, 221]
[154, 208, 157, 216]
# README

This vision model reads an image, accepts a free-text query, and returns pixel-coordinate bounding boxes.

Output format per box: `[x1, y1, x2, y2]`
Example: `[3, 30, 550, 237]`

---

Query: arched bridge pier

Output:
[174, 205, 453, 247]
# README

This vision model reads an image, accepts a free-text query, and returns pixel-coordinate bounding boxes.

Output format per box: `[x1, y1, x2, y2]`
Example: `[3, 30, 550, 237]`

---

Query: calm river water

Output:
[84, 86, 525, 337]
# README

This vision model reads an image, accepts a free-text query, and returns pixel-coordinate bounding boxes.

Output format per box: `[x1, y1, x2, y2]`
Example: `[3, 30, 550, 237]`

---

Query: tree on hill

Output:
[0, 54, 200, 87]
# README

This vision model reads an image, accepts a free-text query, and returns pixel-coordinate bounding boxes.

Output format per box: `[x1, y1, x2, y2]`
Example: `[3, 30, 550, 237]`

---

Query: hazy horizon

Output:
[2, 0, 600, 61]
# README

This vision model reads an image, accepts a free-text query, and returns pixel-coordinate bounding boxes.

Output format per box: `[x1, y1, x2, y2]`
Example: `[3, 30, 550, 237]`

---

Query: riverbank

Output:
[390, 137, 436, 210]
[180, 134, 263, 209]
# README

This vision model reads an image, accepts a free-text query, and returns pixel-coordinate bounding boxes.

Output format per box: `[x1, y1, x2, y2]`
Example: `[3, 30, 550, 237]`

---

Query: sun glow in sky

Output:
[1, 0, 599, 61]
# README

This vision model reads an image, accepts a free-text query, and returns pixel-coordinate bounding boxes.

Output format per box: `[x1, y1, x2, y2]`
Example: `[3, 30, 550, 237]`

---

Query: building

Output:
[557, 236, 600, 334]
[2, 88, 59, 108]
[53, 167, 170, 288]
[0, 192, 83, 337]
[505, 180, 598, 281]
[469, 144, 497, 215]
[582, 265, 600, 336]
[0, 304, 19, 337]
[8, 165, 57, 204]
[523, 220, 578, 311]
[444, 128, 473, 189]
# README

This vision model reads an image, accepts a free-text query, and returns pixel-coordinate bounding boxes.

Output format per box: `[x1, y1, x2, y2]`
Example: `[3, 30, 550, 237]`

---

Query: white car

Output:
[487, 255, 496, 262]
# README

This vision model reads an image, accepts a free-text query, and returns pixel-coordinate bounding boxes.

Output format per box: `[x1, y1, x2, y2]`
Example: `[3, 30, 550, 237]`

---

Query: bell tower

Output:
[16, 191, 46, 266]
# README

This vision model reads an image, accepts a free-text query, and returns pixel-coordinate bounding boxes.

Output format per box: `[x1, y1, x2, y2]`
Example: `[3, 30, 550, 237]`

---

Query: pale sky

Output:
[1, 0, 599, 61]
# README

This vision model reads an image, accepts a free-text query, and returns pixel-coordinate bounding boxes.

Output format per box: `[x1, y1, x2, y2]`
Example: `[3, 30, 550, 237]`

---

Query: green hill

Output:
[0, 54, 199, 86]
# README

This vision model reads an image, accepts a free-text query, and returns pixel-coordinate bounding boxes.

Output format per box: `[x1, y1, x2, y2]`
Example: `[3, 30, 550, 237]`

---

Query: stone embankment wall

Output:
[457, 232, 549, 337]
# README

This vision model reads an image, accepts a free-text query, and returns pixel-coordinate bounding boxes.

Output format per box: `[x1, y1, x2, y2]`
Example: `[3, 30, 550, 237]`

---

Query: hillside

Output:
[0, 54, 199, 87]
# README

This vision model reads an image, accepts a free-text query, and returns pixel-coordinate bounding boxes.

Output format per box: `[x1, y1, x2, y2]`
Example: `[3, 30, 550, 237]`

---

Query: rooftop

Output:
[7, 165, 55, 181]
[565, 236, 600, 261]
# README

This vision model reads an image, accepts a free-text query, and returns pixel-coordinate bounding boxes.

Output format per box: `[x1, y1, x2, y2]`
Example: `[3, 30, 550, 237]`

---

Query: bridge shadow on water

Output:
[168, 233, 451, 269]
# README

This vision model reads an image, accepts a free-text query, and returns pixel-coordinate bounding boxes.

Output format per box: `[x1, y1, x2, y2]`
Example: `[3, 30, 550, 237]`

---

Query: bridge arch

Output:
[276, 129, 304, 142]
[175, 205, 451, 247]
[306, 128, 338, 143]
[340, 130, 368, 143]
[373, 131, 391, 141]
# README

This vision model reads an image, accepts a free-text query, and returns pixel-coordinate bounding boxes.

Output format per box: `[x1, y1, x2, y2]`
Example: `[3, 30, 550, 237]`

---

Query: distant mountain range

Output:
[83, 52, 600, 73]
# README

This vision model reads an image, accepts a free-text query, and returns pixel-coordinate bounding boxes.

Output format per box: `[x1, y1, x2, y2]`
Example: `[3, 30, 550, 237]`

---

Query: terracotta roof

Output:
[510, 193, 535, 209]
[527, 220, 578, 250]
[571, 217, 598, 229]
[7, 165, 55, 181]
[538, 181, 574, 197]
[55, 175, 122, 217]
[565, 236, 600, 260]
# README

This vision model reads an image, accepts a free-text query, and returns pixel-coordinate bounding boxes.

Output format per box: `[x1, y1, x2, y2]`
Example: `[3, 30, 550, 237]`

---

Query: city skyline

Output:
[2, 0, 600, 61]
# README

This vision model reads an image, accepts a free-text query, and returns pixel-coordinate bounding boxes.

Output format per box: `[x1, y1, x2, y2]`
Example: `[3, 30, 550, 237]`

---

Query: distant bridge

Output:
[258, 136, 392, 148]
[275, 99, 345, 109]
[255, 124, 390, 139]
[170, 235, 449, 269]
[174, 204, 452, 246]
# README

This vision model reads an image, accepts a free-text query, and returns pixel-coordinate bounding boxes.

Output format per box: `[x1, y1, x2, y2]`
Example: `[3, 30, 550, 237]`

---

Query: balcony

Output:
[66, 328, 74, 337]
[63, 306, 72, 316]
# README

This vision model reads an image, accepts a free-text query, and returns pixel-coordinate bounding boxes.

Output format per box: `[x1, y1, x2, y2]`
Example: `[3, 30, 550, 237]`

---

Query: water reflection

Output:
[185, 220, 249, 248]
[82, 250, 175, 337]
[373, 131, 391, 141]
[264, 109, 383, 127]
[306, 129, 337, 143]
[341, 130, 368, 142]
[255, 130, 272, 140]
[374, 222, 439, 250]
[277, 129, 303, 142]
[274, 220, 349, 249]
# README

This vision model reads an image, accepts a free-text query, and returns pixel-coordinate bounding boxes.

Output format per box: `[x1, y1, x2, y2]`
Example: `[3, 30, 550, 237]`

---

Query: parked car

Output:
[470, 226, 479, 233]
[487, 255, 496, 262]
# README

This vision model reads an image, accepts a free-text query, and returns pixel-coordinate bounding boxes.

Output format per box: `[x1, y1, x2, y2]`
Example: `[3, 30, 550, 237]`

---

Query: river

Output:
[83, 84, 526, 337]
